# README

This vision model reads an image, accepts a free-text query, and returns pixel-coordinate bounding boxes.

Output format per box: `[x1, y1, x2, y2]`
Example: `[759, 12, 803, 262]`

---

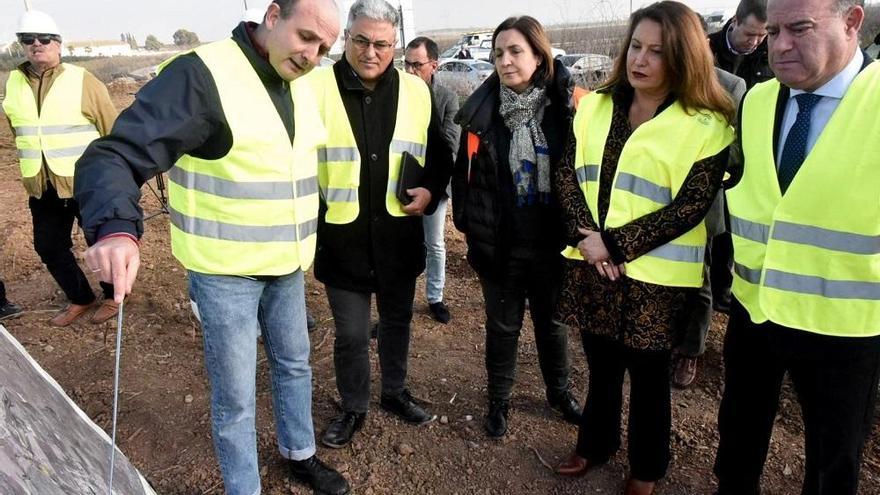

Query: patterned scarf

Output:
[498, 82, 551, 206]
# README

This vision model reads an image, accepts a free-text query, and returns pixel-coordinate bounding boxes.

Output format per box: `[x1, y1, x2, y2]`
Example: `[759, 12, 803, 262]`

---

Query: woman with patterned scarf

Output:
[451, 15, 580, 439]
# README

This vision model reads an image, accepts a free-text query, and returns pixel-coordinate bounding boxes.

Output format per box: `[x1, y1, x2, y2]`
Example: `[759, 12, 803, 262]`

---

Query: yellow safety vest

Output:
[3, 63, 100, 179]
[564, 92, 733, 287]
[160, 38, 326, 276]
[304, 66, 431, 223]
[728, 62, 880, 336]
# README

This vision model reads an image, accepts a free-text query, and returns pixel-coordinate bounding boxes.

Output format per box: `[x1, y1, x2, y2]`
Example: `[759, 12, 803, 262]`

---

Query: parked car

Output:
[434, 59, 495, 97]
[558, 53, 613, 89]
[439, 46, 491, 63]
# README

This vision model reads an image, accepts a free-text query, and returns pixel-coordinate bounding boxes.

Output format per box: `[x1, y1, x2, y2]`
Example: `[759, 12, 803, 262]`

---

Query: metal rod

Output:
[107, 301, 124, 495]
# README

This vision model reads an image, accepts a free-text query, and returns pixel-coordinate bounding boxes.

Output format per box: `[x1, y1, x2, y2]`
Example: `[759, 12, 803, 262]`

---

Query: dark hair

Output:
[735, 0, 767, 23]
[601, 1, 736, 124]
[833, 0, 864, 12]
[491, 16, 555, 86]
[407, 36, 439, 61]
[273, 0, 298, 17]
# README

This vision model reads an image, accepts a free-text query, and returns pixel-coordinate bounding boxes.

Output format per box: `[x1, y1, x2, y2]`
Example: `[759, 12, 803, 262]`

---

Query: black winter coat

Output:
[451, 59, 573, 282]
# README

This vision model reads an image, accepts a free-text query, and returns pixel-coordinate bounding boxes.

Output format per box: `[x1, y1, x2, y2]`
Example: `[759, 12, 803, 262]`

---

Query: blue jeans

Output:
[188, 270, 316, 495]
[422, 197, 448, 304]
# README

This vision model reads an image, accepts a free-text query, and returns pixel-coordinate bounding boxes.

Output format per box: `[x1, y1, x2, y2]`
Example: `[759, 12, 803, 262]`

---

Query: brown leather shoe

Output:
[623, 478, 656, 495]
[90, 299, 120, 324]
[555, 452, 591, 476]
[672, 355, 698, 389]
[50, 303, 93, 327]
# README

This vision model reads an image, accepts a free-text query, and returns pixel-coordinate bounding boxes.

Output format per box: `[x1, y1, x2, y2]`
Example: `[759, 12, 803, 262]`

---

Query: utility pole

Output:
[398, 4, 406, 49]
[243, 0, 249, 9]
[24, 0, 32, 11]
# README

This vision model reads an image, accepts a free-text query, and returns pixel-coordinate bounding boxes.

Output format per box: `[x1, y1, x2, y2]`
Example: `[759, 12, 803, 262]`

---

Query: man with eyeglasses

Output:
[404, 36, 460, 325]
[306, 0, 453, 449]
[3, 10, 119, 327]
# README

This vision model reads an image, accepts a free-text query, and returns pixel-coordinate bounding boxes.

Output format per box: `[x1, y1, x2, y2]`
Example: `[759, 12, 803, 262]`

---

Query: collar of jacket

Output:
[336, 54, 397, 92]
[231, 21, 286, 89]
[18, 60, 62, 80]
[455, 57, 573, 135]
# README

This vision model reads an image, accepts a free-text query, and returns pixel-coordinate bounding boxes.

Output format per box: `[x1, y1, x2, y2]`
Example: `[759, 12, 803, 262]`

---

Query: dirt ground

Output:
[1, 82, 879, 495]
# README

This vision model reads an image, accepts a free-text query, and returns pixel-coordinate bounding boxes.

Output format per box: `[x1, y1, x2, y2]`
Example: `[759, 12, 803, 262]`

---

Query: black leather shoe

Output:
[321, 411, 366, 448]
[380, 389, 435, 425]
[548, 390, 582, 425]
[289, 455, 350, 495]
[485, 399, 509, 438]
[428, 301, 451, 323]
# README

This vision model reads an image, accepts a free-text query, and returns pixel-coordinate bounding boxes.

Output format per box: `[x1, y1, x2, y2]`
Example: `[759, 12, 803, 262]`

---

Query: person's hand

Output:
[592, 260, 626, 281]
[577, 227, 611, 263]
[577, 227, 625, 281]
[84, 236, 140, 303]
[401, 187, 432, 216]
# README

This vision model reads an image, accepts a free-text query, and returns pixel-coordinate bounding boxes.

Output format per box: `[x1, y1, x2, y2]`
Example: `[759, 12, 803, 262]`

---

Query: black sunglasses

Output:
[18, 34, 60, 46]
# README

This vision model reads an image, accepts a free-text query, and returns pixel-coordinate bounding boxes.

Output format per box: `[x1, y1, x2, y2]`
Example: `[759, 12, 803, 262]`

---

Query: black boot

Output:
[289, 455, 350, 495]
[321, 411, 366, 448]
[548, 390, 582, 425]
[380, 389, 435, 424]
[484, 399, 509, 438]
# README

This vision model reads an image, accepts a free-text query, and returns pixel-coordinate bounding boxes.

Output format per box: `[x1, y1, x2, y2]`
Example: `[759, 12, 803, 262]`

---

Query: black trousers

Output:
[715, 301, 880, 495]
[28, 186, 113, 305]
[325, 277, 416, 413]
[677, 243, 713, 357]
[576, 333, 672, 482]
[0, 279, 7, 306]
[478, 255, 570, 402]
[709, 231, 733, 308]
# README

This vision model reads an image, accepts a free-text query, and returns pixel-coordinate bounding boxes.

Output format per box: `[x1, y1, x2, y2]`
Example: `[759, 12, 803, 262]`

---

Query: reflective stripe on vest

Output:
[2, 64, 100, 178]
[564, 92, 733, 288]
[728, 62, 880, 336]
[160, 38, 326, 276]
[305, 67, 431, 224]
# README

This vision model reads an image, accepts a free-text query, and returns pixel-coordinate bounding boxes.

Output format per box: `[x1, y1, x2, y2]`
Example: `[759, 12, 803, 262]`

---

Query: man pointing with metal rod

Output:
[74, 1, 349, 494]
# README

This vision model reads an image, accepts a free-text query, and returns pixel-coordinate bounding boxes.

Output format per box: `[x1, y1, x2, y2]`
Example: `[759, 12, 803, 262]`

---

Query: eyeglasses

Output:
[348, 33, 394, 53]
[404, 60, 433, 70]
[18, 33, 60, 46]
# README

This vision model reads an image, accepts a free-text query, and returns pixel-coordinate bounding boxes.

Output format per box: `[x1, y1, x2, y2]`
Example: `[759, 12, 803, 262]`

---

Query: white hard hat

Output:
[242, 8, 265, 24]
[16, 10, 61, 37]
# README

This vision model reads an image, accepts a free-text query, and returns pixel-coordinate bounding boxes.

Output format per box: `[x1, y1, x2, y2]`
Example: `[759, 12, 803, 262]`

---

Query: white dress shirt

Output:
[776, 49, 865, 166]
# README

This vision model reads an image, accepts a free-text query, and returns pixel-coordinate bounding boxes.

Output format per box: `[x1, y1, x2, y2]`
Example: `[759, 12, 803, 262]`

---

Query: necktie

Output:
[778, 93, 822, 193]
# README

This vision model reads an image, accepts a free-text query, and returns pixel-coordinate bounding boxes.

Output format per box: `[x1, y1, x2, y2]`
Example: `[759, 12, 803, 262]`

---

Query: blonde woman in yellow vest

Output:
[74, 2, 352, 494]
[308, 0, 453, 451]
[3, 10, 119, 327]
[714, 1, 880, 494]
[553, 3, 735, 494]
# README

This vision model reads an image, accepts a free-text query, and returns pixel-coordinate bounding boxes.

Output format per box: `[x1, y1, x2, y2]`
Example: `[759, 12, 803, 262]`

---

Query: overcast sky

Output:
[1, 0, 874, 44]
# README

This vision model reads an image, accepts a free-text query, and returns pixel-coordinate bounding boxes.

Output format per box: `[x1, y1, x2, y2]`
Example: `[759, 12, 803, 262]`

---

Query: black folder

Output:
[396, 151, 424, 206]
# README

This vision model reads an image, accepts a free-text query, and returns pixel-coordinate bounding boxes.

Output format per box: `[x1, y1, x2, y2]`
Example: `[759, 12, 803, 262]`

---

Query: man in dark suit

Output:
[714, 0, 879, 493]
[404, 36, 461, 324]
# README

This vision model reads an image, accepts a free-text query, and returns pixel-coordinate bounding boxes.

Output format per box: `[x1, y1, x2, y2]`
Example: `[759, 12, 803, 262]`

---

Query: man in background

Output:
[404, 36, 461, 324]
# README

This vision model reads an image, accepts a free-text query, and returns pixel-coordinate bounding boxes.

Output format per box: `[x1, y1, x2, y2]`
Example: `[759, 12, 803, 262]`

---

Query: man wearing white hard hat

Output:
[2, 10, 119, 327]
